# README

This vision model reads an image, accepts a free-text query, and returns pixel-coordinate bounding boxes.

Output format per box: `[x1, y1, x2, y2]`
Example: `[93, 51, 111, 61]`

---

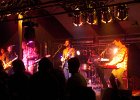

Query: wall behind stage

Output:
[127, 43, 140, 90]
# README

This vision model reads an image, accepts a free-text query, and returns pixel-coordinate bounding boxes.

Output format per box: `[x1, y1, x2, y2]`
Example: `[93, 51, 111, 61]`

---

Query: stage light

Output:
[86, 9, 97, 25]
[101, 7, 112, 23]
[116, 4, 128, 21]
[76, 50, 80, 55]
[73, 8, 83, 26]
[6, 14, 11, 17]
[113, 47, 118, 55]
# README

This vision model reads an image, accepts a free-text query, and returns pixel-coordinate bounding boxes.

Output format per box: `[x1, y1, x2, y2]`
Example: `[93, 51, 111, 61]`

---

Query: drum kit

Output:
[80, 63, 102, 89]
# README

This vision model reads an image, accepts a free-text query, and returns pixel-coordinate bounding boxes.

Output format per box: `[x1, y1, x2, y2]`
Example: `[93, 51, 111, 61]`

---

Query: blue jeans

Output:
[63, 62, 71, 80]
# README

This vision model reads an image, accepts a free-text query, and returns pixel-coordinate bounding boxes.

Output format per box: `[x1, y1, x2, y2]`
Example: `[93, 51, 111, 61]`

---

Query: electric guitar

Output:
[3, 56, 18, 69]
[61, 48, 75, 68]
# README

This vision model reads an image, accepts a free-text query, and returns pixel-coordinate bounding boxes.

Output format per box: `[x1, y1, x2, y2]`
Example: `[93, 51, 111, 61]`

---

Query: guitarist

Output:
[61, 39, 75, 80]
[5, 45, 18, 69]
[0, 48, 8, 68]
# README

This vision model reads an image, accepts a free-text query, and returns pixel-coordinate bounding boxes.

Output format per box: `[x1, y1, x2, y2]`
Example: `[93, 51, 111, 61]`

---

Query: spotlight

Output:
[101, 7, 112, 23]
[76, 50, 80, 56]
[113, 47, 118, 55]
[86, 9, 97, 25]
[116, 4, 128, 21]
[73, 8, 83, 26]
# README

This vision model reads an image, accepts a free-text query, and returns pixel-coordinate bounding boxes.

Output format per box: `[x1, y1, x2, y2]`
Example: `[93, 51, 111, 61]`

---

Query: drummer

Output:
[87, 50, 108, 88]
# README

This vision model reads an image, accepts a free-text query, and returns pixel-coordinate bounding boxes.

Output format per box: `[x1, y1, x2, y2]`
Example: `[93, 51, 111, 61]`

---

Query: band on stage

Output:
[61, 39, 128, 90]
[0, 39, 128, 89]
[0, 41, 39, 75]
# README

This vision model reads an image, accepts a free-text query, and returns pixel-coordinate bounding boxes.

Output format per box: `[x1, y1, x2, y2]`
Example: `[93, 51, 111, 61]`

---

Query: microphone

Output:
[63, 43, 66, 46]
[59, 44, 65, 46]
[60, 43, 65, 46]
[58, 44, 64, 48]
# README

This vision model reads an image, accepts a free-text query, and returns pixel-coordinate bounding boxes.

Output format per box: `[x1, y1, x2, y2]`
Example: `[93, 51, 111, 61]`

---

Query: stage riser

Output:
[101, 88, 132, 100]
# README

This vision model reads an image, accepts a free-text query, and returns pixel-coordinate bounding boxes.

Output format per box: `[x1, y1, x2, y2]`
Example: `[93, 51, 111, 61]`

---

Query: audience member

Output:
[67, 57, 87, 89]
[66, 57, 91, 99]
[53, 66, 66, 100]
[0, 60, 10, 99]
[8, 59, 30, 100]
[29, 57, 59, 100]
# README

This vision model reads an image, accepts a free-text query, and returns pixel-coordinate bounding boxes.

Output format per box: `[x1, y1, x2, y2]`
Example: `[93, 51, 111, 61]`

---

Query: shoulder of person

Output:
[121, 46, 127, 51]
[63, 48, 67, 52]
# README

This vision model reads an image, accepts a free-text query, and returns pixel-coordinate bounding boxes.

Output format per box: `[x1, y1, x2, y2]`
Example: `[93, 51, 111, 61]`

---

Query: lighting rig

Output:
[0, 0, 139, 25]
[64, 0, 130, 26]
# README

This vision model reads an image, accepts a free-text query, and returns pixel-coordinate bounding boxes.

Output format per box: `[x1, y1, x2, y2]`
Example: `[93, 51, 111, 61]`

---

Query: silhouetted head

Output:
[38, 57, 53, 72]
[0, 60, 4, 71]
[12, 59, 25, 73]
[68, 57, 80, 74]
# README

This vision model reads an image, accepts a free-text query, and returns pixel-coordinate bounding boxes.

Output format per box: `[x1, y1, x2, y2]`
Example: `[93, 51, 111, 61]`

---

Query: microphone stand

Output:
[52, 44, 63, 59]
[52, 44, 63, 67]
[100, 48, 107, 58]
[100, 43, 112, 58]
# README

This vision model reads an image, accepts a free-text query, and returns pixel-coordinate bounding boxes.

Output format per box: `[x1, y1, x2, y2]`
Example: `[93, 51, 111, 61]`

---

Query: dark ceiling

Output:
[0, 0, 140, 47]
[38, 0, 140, 42]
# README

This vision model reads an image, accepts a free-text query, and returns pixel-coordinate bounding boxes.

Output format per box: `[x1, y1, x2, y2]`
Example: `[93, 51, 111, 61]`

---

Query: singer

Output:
[61, 39, 76, 80]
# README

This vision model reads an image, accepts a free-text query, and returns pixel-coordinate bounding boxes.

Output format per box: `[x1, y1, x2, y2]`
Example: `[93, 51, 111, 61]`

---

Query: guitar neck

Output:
[4, 56, 18, 69]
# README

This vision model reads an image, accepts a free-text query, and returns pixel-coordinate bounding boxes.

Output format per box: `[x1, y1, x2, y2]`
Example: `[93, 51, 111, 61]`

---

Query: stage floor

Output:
[89, 83, 140, 100]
